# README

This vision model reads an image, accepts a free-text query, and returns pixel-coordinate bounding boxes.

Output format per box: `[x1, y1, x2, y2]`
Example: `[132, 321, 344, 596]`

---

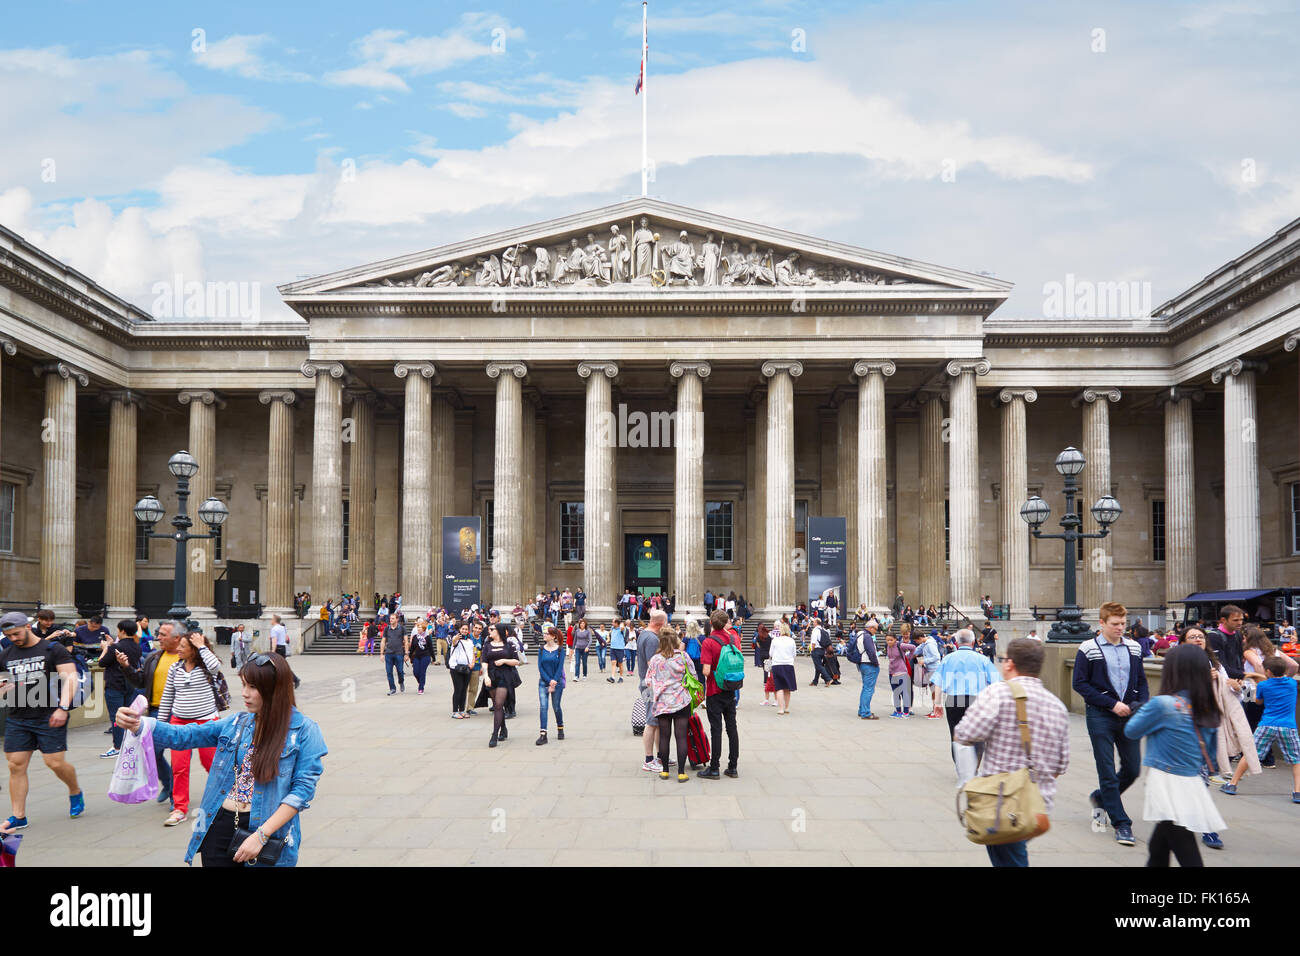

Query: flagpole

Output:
[641, 1, 648, 197]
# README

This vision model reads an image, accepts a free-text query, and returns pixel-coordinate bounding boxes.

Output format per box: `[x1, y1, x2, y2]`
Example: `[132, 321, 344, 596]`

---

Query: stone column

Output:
[258, 390, 297, 618]
[37, 362, 87, 617]
[395, 362, 435, 609]
[302, 361, 346, 611]
[854, 360, 895, 611]
[763, 361, 802, 615]
[1076, 387, 1120, 613]
[346, 390, 378, 613]
[997, 388, 1037, 619]
[748, 389, 768, 609]
[1213, 359, 1267, 589]
[487, 362, 527, 615]
[0, 339, 14, 467]
[104, 391, 142, 618]
[670, 361, 710, 618]
[1288, 335, 1300, 488]
[579, 362, 619, 619]
[835, 390, 859, 612]
[945, 360, 989, 616]
[179, 389, 222, 619]
[918, 391, 946, 609]
[1162, 387, 1200, 606]
[431, 390, 456, 606]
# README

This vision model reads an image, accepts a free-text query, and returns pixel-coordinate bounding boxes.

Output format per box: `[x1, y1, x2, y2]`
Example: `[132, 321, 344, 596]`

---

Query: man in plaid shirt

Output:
[955, 637, 1070, 867]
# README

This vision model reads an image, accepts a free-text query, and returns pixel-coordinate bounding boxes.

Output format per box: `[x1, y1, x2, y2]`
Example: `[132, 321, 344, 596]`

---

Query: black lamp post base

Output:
[1046, 611, 1096, 644]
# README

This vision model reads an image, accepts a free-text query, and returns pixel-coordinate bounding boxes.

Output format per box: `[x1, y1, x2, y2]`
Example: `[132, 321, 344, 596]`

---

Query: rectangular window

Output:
[0, 482, 14, 553]
[135, 518, 150, 562]
[560, 501, 583, 562]
[706, 501, 733, 563]
[485, 499, 494, 563]
[944, 499, 950, 562]
[213, 523, 224, 563]
[795, 499, 808, 551]
[1292, 483, 1300, 555]
[1151, 499, 1166, 562]
[341, 498, 349, 564]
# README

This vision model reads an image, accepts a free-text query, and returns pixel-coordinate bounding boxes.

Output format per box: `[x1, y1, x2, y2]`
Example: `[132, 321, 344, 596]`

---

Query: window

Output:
[0, 482, 14, 553]
[944, 498, 950, 562]
[341, 498, 349, 564]
[1151, 499, 1166, 562]
[213, 523, 224, 563]
[560, 501, 583, 562]
[795, 499, 808, 551]
[485, 499, 494, 563]
[135, 518, 150, 562]
[1292, 483, 1300, 555]
[706, 501, 733, 563]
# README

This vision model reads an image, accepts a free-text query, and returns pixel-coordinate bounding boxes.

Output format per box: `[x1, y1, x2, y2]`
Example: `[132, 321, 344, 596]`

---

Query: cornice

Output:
[292, 299, 997, 319]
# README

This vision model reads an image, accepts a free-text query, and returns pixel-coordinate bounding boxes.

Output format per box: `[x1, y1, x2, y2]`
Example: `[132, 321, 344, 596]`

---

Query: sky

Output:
[1, 0, 1297, 320]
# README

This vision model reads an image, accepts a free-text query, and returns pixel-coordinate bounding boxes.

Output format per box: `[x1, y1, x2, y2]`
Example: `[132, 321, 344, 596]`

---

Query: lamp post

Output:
[1020, 446, 1122, 642]
[133, 450, 229, 622]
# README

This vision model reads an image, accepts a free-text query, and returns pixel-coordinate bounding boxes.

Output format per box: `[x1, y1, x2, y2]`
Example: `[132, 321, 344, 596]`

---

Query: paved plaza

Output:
[13, 653, 1299, 867]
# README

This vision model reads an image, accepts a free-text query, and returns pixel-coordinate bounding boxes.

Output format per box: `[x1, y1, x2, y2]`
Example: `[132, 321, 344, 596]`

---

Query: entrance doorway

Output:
[625, 534, 668, 596]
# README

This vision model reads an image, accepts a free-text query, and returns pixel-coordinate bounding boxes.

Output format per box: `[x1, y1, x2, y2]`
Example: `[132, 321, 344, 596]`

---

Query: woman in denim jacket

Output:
[116, 652, 326, 867]
[1123, 644, 1225, 868]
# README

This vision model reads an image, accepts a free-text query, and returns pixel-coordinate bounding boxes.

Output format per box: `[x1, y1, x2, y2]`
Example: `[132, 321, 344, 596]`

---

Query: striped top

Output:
[157, 646, 223, 722]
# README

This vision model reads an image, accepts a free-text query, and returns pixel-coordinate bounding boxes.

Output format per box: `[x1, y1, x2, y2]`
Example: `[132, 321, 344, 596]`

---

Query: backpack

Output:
[845, 632, 866, 665]
[685, 636, 702, 664]
[710, 634, 746, 691]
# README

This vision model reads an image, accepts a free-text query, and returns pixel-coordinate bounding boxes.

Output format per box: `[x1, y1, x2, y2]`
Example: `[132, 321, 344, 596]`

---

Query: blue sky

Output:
[2, 0, 1297, 318]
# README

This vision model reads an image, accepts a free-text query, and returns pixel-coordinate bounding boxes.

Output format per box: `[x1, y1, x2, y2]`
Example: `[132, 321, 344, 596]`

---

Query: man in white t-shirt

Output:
[271, 614, 288, 655]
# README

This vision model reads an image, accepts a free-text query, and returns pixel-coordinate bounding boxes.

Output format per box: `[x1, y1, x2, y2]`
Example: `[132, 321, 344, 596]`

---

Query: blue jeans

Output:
[596, 646, 607, 671]
[148, 705, 173, 799]
[573, 649, 589, 677]
[624, 649, 637, 670]
[1085, 705, 1141, 829]
[986, 840, 1028, 867]
[411, 656, 431, 691]
[857, 663, 879, 718]
[104, 685, 131, 749]
[384, 653, 406, 691]
[538, 682, 564, 731]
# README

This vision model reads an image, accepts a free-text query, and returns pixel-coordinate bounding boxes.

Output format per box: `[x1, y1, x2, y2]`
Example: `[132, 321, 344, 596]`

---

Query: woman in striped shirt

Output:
[158, 630, 224, 827]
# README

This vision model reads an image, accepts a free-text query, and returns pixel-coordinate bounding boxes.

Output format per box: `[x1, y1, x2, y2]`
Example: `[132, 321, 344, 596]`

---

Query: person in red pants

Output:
[154, 631, 223, 826]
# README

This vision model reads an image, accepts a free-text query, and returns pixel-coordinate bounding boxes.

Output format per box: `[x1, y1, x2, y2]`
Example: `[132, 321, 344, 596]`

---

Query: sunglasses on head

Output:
[246, 653, 275, 667]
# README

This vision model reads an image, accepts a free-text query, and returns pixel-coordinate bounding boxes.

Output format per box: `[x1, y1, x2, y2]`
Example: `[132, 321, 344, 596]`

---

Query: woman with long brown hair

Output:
[155, 630, 223, 826]
[115, 652, 327, 867]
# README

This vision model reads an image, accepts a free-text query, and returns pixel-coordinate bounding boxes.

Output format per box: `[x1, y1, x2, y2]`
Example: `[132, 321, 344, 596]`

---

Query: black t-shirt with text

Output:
[0, 639, 75, 720]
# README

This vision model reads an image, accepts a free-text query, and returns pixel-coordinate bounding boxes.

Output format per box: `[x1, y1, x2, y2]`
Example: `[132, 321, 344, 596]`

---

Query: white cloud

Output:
[443, 102, 487, 118]
[326, 65, 410, 92]
[192, 34, 311, 82]
[324, 15, 525, 91]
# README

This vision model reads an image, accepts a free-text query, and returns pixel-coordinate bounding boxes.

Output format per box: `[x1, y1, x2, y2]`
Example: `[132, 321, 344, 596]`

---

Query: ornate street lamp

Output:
[1020, 446, 1123, 642]
[134, 449, 228, 621]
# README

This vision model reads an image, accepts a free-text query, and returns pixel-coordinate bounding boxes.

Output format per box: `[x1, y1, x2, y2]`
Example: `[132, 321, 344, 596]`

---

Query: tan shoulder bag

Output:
[957, 681, 1050, 845]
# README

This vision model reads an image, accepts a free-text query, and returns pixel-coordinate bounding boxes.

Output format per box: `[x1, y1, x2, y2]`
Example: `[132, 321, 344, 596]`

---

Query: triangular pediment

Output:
[278, 199, 1011, 297]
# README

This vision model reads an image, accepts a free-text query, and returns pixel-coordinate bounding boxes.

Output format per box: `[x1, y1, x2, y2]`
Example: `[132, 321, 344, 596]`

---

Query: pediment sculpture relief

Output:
[366, 218, 917, 290]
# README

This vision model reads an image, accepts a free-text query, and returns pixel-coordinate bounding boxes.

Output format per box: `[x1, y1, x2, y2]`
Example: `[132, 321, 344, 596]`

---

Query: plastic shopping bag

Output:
[952, 742, 981, 790]
[0, 831, 20, 867]
[108, 694, 159, 805]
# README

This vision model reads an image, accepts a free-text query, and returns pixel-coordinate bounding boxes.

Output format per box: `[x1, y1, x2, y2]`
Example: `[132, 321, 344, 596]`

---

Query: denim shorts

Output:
[3, 713, 69, 754]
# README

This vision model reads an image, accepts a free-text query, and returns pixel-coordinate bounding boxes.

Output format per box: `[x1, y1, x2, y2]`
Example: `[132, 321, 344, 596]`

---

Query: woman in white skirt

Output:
[1123, 643, 1226, 867]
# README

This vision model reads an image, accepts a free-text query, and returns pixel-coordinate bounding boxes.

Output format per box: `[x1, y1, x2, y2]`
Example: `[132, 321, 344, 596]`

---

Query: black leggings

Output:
[450, 669, 470, 713]
[492, 687, 509, 738]
[1147, 821, 1203, 867]
[199, 808, 250, 868]
[656, 706, 691, 774]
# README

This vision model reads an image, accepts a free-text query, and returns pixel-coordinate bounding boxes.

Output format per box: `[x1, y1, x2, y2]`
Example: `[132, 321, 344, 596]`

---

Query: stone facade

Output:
[1, 199, 1298, 630]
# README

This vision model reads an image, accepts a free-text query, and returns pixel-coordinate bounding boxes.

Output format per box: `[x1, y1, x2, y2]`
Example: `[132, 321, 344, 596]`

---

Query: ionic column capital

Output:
[853, 359, 896, 378]
[100, 389, 145, 408]
[996, 387, 1038, 406]
[300, 360, 348, 381]
[1159, 386, 1204, 406]
[486, 361, 527, 380]
[179, 389, 226, 409]
[33, 361, 89, 387]
[1286, 333, 1300, 353]
[577, 361, 619, 380]
[761, 360, 803, 379]
[668, 360, 711, 380]
[945, 359, 991, 378]
[0, 337, 16, 357]
[258, 390, 298, 407]
[1072, 386, 1121, 407]
[394, 361, 437, 381]
[1211, 357, 1268, 384]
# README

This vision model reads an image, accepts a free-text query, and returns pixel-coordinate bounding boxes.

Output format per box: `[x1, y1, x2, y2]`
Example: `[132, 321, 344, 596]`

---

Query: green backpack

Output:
[712, 635, 746, 691]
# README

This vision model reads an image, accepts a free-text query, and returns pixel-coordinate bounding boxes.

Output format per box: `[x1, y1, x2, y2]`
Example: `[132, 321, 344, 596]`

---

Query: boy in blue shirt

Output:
[1220, 656, 1300, 802]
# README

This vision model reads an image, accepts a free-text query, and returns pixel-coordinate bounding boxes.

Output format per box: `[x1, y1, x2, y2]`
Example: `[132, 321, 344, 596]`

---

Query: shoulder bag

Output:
[957, 681, 1050, 846]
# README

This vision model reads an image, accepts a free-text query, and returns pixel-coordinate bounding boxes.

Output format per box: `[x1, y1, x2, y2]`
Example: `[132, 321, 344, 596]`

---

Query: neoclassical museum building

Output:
[1, 199, 1298, 638]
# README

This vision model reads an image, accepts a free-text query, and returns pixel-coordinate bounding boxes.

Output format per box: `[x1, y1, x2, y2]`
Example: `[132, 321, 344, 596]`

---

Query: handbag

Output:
[682, 664, 705, 711]
[198, 656, 232, 711]
[956, 681, 1050, 846]
[229, 824, 285, 866]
